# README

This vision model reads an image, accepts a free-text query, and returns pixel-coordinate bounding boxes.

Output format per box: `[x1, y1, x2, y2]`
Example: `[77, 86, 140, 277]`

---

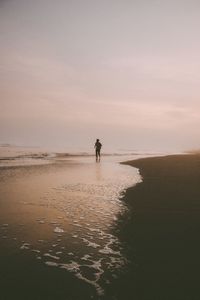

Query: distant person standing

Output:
[94, 139, 102, 162]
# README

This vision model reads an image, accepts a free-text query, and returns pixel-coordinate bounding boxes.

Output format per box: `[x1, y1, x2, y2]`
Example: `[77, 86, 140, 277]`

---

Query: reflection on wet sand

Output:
[0, 156, 140, 297]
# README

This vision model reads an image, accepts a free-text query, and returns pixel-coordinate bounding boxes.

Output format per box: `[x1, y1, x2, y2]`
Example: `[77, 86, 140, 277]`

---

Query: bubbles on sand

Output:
[43, 253, 60, 260]
[45, 261, 59, 267]
[82, 238, 100, 249]
[0, 158, 140, 297]
[31, 249, 40, 254]
[54, 227, 64, 233]
[37, 219, 45, 224]
[20, 243, 31, 250]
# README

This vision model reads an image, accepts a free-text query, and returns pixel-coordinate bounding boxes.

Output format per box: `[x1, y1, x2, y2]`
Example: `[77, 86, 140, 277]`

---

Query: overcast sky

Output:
[1, 0, 200, 152]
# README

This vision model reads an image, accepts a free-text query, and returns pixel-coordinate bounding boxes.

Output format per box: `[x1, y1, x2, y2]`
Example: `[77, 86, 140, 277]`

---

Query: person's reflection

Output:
[95, 162, 102, 181]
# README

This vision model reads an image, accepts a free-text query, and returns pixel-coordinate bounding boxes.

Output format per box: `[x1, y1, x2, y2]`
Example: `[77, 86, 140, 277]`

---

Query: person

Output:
[94, 139, 102, 162]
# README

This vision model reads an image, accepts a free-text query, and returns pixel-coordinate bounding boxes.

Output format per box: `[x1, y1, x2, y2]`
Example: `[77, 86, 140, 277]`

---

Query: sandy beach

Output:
[114, 154, 200, 300]
[1, 152, 200, 299]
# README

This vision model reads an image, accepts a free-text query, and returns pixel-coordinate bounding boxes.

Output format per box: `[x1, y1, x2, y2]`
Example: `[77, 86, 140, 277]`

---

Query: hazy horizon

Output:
[1, 0, 200, 152]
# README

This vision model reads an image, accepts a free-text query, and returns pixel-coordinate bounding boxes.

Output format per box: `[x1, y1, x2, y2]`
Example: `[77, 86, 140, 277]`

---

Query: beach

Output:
[115, 154, 200, 300]
[1, 150, 200, 299]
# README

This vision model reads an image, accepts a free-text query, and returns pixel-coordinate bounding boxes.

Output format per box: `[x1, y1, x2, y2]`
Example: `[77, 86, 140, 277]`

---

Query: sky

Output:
[1, 0, 200, 152]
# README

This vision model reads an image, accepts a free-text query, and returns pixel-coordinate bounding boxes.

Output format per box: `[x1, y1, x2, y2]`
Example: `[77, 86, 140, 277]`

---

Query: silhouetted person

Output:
[94, 139, 102, 162]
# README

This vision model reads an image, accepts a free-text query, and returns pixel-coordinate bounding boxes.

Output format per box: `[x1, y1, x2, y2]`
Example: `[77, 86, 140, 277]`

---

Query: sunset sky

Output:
[1, 0, 200, 152]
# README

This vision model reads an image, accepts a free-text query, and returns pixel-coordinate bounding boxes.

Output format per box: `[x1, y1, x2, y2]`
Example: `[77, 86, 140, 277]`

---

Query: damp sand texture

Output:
[118, 154, 200, 300]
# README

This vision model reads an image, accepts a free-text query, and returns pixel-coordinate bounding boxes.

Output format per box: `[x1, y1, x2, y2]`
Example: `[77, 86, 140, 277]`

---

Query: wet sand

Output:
[114, 154, 200, 300]
[2, 153, 200, 299]
[0, 156, 140, 300]
[0, 162, 96, 300]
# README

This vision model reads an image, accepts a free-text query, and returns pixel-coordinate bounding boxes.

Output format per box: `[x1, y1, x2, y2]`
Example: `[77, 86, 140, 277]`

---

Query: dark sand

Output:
[111, 154, 200, 300]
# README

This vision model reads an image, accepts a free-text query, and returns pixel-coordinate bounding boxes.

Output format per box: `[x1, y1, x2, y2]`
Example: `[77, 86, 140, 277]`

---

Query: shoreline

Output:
[112, 154, 200, 299]
[1, 152, 200, 299]
[0, 154, 139, 300]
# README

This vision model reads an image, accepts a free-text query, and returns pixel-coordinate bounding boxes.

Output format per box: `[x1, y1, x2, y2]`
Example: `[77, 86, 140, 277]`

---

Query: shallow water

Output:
[0, 154, 142, 297]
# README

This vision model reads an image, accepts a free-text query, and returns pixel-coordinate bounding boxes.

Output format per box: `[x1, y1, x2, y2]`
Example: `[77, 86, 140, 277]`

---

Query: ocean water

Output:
[0, 144, 160, 167]
[0, 145, 146, 298]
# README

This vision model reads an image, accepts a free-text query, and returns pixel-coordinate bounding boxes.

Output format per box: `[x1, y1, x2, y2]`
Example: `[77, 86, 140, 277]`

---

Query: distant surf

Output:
[0, 144, 164, 168]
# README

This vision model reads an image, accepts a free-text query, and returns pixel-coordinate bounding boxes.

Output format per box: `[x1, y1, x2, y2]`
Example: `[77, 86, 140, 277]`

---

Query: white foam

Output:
[50, 221, 61, 225]
[82, 238, 100, 249]
[60, 261, 80, 273]
[81, 254, 92, 261]
[32, 249, 40, 253]
[72, 234, 78, 238]
[99, 246, 121, 256]
[45, 261, 59, 267]
[20, 243, 31, 250]
[76, 272, 104, 296]
[38, 220, 45, 224]
[54, 227, 64, 233]
[43, 253, 60, 260]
